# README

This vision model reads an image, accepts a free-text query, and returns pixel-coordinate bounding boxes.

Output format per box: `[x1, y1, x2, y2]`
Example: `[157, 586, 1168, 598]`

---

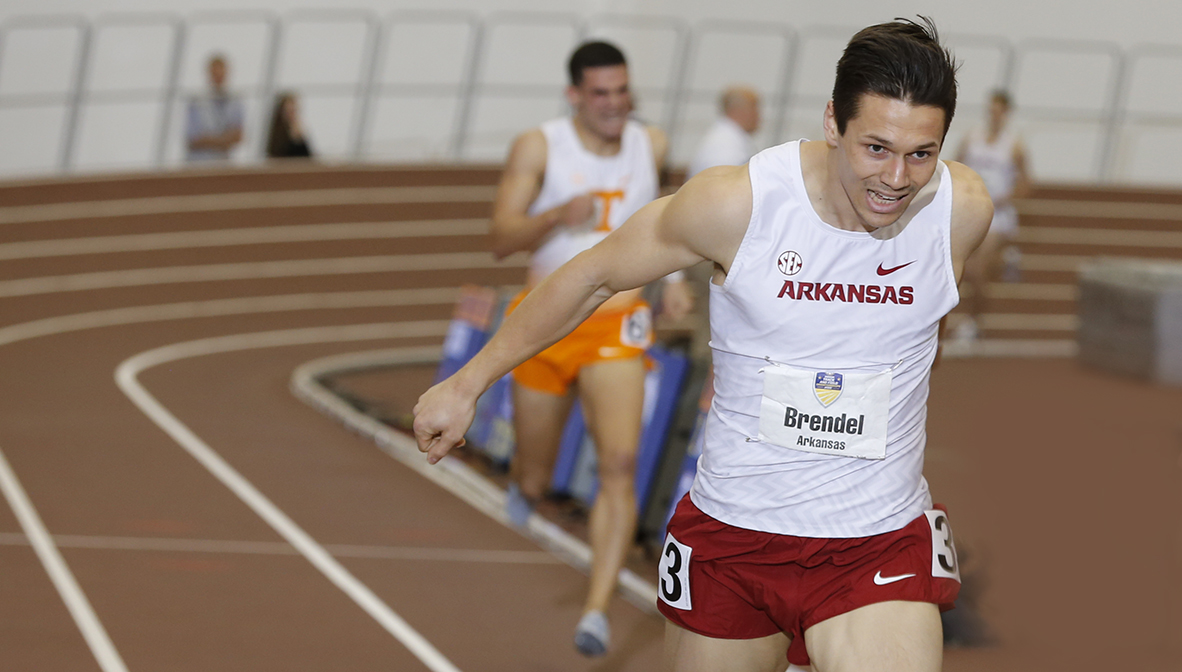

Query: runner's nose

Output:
[881, 156, 908, 191]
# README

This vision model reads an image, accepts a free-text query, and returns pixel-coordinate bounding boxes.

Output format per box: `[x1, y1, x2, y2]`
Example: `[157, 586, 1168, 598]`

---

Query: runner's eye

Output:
[868, 145, 886, 154]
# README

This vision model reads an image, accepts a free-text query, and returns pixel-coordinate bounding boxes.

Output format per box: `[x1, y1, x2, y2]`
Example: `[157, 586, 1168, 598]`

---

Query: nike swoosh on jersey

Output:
[876, 261, 917, 276]
[873, 571, 917, 586]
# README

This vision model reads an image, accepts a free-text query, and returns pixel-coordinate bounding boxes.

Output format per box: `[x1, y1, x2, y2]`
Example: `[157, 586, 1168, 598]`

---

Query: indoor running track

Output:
[0, 166, 664, 671]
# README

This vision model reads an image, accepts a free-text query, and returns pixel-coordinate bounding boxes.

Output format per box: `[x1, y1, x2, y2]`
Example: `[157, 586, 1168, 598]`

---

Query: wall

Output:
[1, 0, 1180, 184]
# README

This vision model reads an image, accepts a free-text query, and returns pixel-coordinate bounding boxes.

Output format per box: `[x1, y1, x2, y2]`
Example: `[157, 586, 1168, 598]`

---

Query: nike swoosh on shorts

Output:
[873, 571, 917, 586]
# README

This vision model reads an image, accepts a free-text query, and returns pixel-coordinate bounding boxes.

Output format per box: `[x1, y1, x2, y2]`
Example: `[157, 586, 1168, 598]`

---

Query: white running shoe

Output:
[504, 483, 533, 529]
[953, 317, 979, 342]
[574, 610, 610, 657]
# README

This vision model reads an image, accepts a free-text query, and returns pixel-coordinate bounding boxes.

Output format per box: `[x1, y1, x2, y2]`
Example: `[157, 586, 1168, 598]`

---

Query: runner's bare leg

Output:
[510, 383, 575, 501]
[577, 356, 646, 613]
[961, 230, 1006, 322]
[664, 621, 791, 672]
[804, 601, 942, 672]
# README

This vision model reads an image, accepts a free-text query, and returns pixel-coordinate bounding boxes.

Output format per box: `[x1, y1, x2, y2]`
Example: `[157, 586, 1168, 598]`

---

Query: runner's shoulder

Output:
[645, 125, 669, 164]
[945, 160, 993, 224]
[506, 128, 548, 175]
[666, 164, 753, 241]
[945, 161, 991, 206]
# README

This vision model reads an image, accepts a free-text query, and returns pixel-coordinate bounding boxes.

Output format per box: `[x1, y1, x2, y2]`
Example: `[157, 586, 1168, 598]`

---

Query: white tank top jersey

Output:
[691, 140, 961, 539]
[526, 117, 658, 283]
[962, 125, 1019, 236]
[961, 124, 1018, 202]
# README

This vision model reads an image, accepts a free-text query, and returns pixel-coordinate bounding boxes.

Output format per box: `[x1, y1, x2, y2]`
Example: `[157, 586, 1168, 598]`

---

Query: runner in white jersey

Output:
[415, 18, 993, 671]
[954, 90, 1031, 341]
[484, 41, 691, 657]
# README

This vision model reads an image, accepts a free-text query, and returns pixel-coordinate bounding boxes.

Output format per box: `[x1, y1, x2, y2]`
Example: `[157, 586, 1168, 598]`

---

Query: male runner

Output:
[954, 90, 1031, 341]
[486, 40, 691, 656]
[416, 18, 992, 671]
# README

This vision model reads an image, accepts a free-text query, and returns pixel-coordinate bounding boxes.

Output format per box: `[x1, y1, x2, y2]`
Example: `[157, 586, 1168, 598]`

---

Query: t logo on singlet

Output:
[591, 190, 625, 232]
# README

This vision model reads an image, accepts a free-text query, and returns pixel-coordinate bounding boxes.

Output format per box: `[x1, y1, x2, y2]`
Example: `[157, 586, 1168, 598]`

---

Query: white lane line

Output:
[0, 533, 560, 565]
[942, 339, 1079, 358]
[0, 251, 527, 299]
[322, 544, 559, 564]
[0, 185, 498, 225]
[1018, 198, 1182, 222]
[292, 348, 664, 614]
[0, 292, 465, 669]
[1017, 226, 1182, 248]
[979, 313, 1079, 330]
[0, 162, 493, 189]
[981, 283, 1078, 301]
[0, 219, 489, 260]
[1020, 254, 1090, 272]
[0, 288, 465, 346]
[948, 312, 1079, 331]
[0, 448, 129, 672]
[116, 325, 463, 672]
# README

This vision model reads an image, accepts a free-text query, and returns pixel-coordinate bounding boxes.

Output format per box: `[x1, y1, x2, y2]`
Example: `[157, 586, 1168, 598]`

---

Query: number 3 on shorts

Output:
[924, 509, 961, 582]
[658, 533, 692, 610]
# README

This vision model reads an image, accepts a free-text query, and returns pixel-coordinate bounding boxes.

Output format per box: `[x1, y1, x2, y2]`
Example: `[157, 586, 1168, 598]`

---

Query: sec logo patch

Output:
[777, 250, 803, 276]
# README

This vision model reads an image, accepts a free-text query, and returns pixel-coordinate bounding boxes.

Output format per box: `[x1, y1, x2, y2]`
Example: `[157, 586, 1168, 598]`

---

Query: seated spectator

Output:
[186, 54, 244, 162]
[266, 92, 313, 159]
[687, 85, 761, 178]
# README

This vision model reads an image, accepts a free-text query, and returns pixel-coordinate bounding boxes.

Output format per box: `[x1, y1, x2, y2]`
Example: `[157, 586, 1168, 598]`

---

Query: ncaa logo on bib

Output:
[777, 250, 803, 276]
[813, 372, 843, 407]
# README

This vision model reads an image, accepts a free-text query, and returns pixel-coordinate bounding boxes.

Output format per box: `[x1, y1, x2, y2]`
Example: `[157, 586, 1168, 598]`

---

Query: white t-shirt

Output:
[688, 116, 757, 179]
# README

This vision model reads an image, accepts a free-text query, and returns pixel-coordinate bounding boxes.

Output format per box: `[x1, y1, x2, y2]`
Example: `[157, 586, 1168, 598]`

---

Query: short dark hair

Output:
[568, 41, 627, 86]
[832, 17, 958, 138]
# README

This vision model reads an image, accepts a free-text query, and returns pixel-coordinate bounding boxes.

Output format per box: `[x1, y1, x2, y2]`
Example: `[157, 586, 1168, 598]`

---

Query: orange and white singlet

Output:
[526, 117, 658, 284]
[694, 141, 961, 538]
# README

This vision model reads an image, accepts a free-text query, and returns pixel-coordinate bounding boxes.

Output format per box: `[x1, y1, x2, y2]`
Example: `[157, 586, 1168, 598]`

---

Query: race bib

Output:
[757, 365, 891, 459]
[619, 305, 653, 349]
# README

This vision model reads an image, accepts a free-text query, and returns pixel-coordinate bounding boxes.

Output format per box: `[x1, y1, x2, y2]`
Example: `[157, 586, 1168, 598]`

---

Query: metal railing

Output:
[1, 10, 1180, 184]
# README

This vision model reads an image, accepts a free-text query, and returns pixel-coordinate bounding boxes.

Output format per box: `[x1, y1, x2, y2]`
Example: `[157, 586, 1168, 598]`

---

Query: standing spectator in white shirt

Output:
[687, 86, 761, 178]
[186, 54, 245, 163]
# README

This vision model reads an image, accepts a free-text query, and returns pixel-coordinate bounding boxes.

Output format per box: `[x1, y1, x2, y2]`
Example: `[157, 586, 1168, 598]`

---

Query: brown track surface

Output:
[0, 165, 1177, 672]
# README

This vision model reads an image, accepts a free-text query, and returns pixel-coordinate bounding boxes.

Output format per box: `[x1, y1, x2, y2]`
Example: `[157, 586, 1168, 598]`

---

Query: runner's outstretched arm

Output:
[413, 166, 751, 464]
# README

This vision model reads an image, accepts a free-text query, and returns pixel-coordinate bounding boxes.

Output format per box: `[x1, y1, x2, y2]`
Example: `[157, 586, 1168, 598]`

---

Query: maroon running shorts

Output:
[656, 494, 961, 666]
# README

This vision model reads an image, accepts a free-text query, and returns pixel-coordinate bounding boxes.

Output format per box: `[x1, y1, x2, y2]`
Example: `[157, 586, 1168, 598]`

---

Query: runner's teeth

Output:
[870, 191, 899, 203]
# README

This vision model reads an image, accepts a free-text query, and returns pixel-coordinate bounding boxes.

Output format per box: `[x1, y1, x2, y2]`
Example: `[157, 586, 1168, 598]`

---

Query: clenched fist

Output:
[560, 193, 597, 228]
[412, 377, 479, 465]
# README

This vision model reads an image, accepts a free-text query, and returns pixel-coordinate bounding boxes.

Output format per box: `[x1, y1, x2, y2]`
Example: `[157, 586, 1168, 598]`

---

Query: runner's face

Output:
[825, 94, 945, 230]
[209, 60, 227, 90]
[568, 65, 632, 141]
[989, 98, 1009, 130]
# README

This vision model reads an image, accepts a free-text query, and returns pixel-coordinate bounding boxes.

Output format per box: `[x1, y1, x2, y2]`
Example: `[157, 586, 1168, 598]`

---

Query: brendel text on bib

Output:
[757, 365, 891, 459]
